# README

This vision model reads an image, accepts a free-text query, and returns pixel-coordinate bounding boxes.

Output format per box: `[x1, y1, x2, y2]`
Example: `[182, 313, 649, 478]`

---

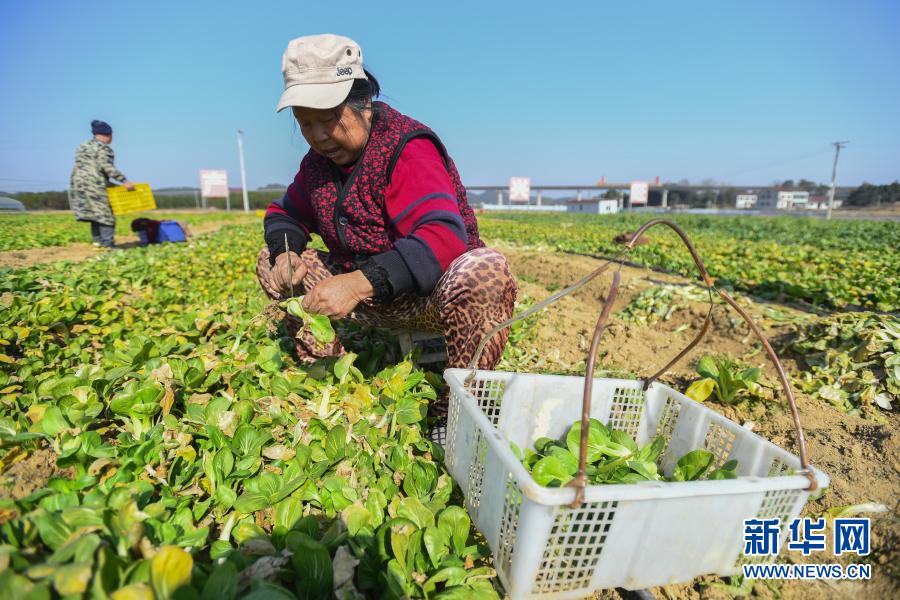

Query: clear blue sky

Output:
[1, 0, 898, 192]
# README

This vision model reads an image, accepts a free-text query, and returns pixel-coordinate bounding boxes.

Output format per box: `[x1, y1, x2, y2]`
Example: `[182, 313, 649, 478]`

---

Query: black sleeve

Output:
[358, 258, 396, 303]
[370, 249, 418, 298]
[264, 212, 309, 265]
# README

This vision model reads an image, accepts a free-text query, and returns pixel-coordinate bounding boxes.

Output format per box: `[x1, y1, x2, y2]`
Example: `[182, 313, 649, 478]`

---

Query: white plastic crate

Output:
[443, 369, 829, 599]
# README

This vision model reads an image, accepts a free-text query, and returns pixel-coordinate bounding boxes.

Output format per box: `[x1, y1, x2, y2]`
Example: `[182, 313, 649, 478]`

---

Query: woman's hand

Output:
[270, 251, 307, 296]
[303, 271, 374, 319]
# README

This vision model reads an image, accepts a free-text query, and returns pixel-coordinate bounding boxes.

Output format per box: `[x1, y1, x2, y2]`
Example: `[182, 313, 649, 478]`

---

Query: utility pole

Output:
[826, 141, 848, 220]
[237, 129, 250, 213]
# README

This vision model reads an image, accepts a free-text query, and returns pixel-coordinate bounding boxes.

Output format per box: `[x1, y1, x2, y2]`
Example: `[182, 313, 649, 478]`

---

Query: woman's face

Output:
[292, 104, 372, 166]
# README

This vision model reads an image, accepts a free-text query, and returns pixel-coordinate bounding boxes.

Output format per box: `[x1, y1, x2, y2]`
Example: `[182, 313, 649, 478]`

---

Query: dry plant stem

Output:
[568, 269, 621, 508]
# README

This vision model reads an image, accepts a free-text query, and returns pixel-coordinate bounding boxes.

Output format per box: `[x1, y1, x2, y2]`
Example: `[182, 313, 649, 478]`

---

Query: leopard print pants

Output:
[255, 247, 517, 369]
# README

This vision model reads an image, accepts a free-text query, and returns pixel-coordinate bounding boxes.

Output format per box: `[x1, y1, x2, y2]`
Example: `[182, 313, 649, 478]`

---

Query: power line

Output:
[712, 148, 833, 181]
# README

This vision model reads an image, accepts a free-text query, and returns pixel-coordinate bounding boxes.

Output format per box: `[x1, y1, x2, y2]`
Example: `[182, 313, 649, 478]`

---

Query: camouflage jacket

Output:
[69, 138, 127, 225]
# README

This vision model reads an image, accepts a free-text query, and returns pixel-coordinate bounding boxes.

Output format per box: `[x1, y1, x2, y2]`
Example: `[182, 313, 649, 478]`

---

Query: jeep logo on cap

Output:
[336, 67, 353, 77]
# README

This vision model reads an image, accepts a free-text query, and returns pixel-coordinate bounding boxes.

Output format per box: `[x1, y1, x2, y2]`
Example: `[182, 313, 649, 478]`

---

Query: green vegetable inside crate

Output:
[515, 418, 739, 487]
[281, 296, 336, 344]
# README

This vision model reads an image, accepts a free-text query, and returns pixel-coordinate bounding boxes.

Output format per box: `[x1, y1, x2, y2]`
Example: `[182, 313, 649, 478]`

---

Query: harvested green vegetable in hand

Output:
[516, 418, 739, 487]
[281, 296, 336, 344]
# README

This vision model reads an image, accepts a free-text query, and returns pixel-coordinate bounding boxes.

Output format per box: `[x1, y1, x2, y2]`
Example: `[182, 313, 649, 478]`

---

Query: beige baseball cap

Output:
[276, 34, 367, 112]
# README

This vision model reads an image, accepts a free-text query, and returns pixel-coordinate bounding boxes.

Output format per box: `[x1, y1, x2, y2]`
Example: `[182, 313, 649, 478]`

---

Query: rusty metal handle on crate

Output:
[567, 219, 816, 506]
[465, 253, 624, 373]
[465, 218, 816, 504]
[625, 219, 815, 491]
[567, 270, 621, 506]
[627, 220, 716, 392]
[567, 219, 815, 506]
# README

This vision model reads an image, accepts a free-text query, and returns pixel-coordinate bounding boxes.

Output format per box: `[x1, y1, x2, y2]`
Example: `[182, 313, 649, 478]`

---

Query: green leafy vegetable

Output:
[686, 354, 761, 405]
[476, 211, 900, 310]
[0, 224, 498, 599]
[281, 297, 335, 345]
[671, 449, 716, 481]
[520, 419, 738, 486]
[618, 283, 708, 326]
[531, 455, 575, 487]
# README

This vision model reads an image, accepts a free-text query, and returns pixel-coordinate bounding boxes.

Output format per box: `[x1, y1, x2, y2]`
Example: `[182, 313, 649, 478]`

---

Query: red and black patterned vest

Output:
[297, 102, 483, 270]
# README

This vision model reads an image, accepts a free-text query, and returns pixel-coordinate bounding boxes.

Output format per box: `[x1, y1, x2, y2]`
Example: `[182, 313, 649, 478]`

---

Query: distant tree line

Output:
[846, 182, 900, 207]
[8, 191, 71, 210]
[661, 188, 736, 208]
[777, 179, 830, 194]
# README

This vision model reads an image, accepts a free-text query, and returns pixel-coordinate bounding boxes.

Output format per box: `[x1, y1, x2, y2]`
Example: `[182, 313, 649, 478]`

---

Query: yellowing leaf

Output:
[111, 583, 155, 600]
[175, 445, 197, 463]
[825, 502, 889, 519]
[25, 563, 56, 579]
[686, 378, 717, 403]
[160, 384, 175, 417]
[217, 411, 237, 437]
[88, 458, 114, 476]
[26, 404, 47, 424]
[150, 545, 193, 599]
[53, 563, 91, 595]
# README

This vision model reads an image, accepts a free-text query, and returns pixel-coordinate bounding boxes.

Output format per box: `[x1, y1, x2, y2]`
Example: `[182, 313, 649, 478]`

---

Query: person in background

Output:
[131, 218, 190, 245]
[70, 120, 134, 248]
[257, 34, 517, 411]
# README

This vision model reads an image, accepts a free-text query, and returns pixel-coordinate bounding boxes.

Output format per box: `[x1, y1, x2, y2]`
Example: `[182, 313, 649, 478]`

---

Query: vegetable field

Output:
[0, 212, 256, 252]
[478, 213, 900, 311]
[1, 225, 499, 599]
[1, 211, 898, 599]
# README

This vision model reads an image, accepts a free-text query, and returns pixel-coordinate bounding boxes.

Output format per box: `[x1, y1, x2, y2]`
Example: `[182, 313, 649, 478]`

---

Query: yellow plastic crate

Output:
[107, 183, 156, 215]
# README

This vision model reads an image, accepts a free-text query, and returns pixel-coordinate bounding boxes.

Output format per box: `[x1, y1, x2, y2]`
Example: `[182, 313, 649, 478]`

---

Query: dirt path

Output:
[0, 221, 239, 269]
[496, 242, 899, 599]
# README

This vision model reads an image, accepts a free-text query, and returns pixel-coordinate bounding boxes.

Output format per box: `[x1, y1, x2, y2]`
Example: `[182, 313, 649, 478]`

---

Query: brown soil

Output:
[496, 243, 900, 600]
[0, 448, 75, 506]
[500, 242, 808, 379]
[0, 220, 240, 269]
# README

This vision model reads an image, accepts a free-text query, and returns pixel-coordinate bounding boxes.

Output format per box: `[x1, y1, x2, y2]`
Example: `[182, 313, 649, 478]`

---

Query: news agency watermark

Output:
[742, 563, 872, 580]
[741, 517, 872, 581]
